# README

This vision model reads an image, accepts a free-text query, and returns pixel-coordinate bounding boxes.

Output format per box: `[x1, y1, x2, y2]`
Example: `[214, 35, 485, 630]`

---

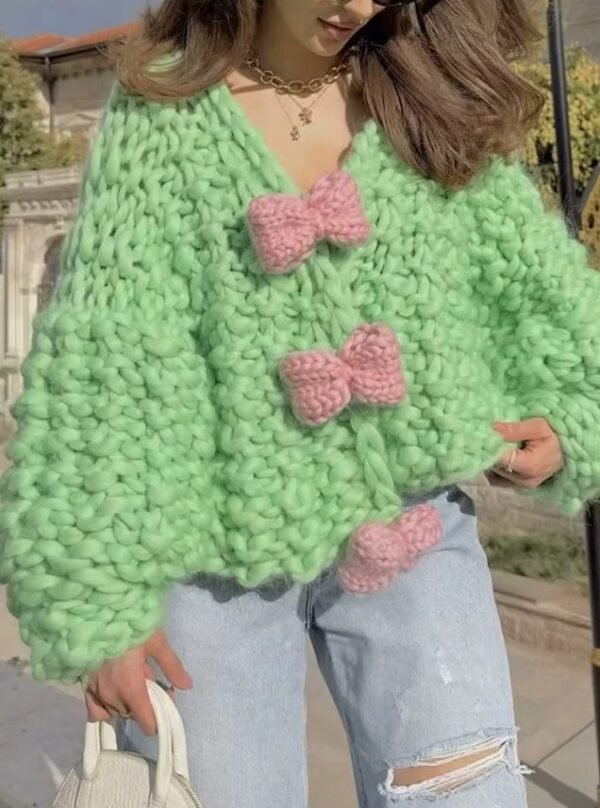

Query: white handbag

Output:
[53, 680, 202, 808]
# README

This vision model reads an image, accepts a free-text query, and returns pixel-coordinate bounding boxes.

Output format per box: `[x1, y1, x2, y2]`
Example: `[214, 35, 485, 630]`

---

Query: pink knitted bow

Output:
[247, 171, 370, 273]
[279, 324, 405, 426]
[338, 504, 442, 594]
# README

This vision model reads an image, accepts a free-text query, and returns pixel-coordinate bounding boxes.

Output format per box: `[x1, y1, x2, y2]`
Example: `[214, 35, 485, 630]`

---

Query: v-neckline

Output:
[210, 80, 379, 197]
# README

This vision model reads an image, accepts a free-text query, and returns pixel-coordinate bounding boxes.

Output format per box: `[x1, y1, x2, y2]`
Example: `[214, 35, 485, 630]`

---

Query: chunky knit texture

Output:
[1, 80, 600, 682]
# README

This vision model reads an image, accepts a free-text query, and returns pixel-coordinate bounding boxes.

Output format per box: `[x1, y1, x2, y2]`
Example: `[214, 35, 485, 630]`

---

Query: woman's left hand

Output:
[486, 417, 565, 489]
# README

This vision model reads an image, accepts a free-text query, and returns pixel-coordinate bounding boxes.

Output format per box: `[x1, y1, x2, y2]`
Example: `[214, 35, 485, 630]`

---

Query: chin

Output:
[305, 33, 348, 58]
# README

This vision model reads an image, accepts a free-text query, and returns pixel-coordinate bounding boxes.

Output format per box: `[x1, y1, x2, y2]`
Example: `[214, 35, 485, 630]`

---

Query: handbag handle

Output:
[82, 680, 190, 807]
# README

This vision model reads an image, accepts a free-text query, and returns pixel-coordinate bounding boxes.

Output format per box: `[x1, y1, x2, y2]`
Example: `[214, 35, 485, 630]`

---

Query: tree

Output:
[515, 46, 599, 267]
[43, 129, 89, 169]
[0, 32, 88, 184]
[516, 46, 600, 202]
[0, 32, 48, 179]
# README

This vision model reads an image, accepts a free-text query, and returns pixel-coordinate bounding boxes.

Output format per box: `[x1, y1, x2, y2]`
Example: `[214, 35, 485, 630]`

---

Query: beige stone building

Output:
[12, 23, 137, 136]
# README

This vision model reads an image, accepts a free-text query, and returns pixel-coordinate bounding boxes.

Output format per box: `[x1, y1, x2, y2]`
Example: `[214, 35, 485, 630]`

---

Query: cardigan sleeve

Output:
[0, 84, 212, 681]
[473, 157, 600, 515]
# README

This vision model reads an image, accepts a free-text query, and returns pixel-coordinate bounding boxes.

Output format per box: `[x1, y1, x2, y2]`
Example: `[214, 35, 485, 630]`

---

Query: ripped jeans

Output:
[120, 485, 529, 807]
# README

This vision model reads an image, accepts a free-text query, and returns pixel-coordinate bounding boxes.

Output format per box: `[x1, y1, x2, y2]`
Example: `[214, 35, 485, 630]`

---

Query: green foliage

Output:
[43, 130, 89, 169]
[515, 46, 600, 267]
[516, 46, 599, 197]
[0, 32, 89, 226]
[0, 32, 48, 178]
[482, 532, 587, 582]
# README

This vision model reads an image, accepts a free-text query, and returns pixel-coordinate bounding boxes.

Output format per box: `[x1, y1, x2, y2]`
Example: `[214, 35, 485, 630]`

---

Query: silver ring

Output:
[109, 707, 132, 719]
[507, 447, 518, 474]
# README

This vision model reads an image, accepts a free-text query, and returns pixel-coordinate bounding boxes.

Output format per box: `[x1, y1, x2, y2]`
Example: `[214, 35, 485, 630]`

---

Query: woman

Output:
[1, 0, 599, 805]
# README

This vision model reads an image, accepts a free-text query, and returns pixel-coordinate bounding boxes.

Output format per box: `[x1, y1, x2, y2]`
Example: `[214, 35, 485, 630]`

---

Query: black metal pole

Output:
[547, 0, 579, 233]
[586, 506, 600, 807]
[547, 2, 600, 801]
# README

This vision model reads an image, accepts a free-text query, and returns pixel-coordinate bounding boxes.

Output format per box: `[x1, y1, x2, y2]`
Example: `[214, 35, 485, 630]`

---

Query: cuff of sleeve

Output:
[520, 393, 600, 516]
[19, 585, 166, 682]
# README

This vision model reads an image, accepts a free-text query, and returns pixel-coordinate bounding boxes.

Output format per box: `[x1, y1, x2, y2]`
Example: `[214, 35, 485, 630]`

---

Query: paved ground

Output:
[0, 586, 597, 808]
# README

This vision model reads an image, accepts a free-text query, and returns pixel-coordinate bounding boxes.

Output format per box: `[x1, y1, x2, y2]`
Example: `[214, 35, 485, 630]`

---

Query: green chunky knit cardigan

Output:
[1, 80, 599, 681]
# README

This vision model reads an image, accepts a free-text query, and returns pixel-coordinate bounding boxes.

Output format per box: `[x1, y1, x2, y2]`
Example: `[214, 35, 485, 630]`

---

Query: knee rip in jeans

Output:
[380, 734, 531, 802]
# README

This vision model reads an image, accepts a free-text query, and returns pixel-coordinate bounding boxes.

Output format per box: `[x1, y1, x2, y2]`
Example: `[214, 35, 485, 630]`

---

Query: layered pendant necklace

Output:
[244, 50, 352, 143]
[275, 84, 330, 141]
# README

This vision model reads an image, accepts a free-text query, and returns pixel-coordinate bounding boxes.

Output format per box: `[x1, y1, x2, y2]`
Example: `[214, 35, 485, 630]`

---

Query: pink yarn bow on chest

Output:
[280, 324, 405, 426]
[247, 171, 370, 274]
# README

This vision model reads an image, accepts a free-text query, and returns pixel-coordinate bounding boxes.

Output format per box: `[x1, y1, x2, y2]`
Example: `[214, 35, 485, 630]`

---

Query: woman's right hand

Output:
[83, 628, 192, 735]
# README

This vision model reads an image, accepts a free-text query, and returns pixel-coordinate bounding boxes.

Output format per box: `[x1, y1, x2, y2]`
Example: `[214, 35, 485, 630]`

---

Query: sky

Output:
[0, 0, 156, 39]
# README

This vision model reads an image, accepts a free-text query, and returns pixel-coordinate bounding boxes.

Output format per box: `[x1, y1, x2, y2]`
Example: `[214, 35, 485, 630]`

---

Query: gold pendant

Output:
[299, 108, 313, 125]
[290, 126, 300, 141]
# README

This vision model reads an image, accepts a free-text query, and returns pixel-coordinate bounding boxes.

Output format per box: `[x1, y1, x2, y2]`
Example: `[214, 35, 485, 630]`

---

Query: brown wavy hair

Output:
[110, 0, 546, 188]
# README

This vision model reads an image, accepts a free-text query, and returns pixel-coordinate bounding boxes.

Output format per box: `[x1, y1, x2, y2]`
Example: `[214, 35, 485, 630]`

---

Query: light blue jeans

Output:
[120, 485, 529, 806]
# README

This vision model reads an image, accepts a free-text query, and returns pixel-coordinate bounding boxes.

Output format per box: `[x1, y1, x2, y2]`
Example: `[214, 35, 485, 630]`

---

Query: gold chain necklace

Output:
[244, 50, 351, 141]
[243, 50, 351, 95]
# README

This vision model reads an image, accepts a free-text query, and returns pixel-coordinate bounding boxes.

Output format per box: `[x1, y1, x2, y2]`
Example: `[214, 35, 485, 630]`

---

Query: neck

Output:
[253, 5, 340, 83]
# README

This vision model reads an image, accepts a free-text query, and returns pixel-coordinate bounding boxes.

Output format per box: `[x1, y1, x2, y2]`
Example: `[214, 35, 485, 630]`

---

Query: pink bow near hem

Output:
[337, 504, 443, 595]
[279, 324, 405, 427]
[247, 171, 370, 274]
